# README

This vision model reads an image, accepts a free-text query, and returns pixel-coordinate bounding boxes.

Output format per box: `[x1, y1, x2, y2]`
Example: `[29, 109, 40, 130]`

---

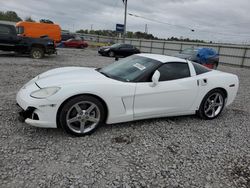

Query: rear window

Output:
[192, 62, 211, 75]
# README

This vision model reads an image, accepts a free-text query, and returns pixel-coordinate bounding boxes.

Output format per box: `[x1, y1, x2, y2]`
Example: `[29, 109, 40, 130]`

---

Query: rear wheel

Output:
[30, 47, 44, 59]
[59, 95, 105, 136]
[214, 62, 219, 69]
[198, 89, 226, 119]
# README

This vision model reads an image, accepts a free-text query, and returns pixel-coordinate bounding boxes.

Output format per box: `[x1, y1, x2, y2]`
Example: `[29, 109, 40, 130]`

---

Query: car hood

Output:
[100, 46, 111, 50]
[35, 67, 107, 88]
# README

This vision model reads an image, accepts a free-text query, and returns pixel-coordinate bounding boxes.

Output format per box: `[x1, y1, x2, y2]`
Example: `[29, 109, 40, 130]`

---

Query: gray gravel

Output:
[0, 48, 250, 188]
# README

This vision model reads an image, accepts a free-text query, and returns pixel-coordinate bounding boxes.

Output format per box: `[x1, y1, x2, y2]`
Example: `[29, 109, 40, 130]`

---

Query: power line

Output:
[128, 12, 250, 38]
[128, 13, 195, 32]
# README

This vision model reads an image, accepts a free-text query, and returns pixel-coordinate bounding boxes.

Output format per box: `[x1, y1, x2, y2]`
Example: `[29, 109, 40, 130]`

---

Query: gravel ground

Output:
[0, 48, 249, 188]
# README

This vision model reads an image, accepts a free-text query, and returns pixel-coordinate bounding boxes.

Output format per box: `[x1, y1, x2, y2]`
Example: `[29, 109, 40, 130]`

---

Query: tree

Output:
[0, 11, 22, 22]
[25, 16, 36, 22]
[40, 19, 54, 24]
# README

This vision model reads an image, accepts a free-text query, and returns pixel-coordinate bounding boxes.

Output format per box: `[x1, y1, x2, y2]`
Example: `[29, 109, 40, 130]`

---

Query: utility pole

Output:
[145, 24, 148, 34]
[123, 0, 127, 43]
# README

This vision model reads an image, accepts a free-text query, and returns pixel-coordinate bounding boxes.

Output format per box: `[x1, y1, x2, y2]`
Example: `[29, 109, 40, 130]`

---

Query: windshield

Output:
[111, 43, 121, 48]
[98, 55, 160, 82]
[16, 26, 24, 34]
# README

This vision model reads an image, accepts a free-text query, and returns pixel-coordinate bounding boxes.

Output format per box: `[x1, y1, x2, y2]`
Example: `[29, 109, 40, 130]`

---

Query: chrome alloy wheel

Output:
[66, 101, 100, 134]
[204, 92, 224, 118]
[33, 51, 42, 59]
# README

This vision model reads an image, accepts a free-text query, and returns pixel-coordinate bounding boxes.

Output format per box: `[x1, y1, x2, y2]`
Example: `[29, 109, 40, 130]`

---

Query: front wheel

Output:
[198, 89, 226, 119]
[108, 51, 115, 57]
[30, 47, 44, 59]
[59, 95, 105, 136]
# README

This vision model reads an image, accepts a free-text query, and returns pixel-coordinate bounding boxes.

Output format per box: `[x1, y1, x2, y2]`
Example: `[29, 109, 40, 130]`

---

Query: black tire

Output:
[108, 51, 115, 57]
[30, 47, 44, 59]
[214, 62, 219, 69]
[59, 95, 106, 136]
[198, 89, 226, 120]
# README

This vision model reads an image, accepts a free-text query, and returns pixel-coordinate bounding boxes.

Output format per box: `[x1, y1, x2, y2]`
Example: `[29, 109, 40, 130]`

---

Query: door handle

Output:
[200, 78, 208, 86]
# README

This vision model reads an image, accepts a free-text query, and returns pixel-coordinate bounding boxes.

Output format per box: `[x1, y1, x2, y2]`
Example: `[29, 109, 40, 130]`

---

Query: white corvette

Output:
[17, 54, 239, 136]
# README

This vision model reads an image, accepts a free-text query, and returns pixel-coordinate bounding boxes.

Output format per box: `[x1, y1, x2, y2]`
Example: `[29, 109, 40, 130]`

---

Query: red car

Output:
[63, 38, 88, 48]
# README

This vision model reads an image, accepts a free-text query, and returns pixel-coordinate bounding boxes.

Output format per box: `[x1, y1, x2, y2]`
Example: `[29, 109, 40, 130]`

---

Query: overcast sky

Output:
[1, 0, 250, 43]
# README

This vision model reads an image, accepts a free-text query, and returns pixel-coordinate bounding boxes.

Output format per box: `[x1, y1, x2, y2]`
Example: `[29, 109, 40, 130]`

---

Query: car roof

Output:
[137, 53, 187, 63]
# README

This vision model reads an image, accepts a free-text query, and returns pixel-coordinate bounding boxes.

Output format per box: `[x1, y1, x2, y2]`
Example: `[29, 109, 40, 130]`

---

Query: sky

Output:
[1, 0, 250, 44]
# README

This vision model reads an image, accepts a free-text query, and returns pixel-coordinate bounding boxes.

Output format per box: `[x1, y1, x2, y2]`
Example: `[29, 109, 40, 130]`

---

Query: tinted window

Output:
[125, 44, 133, 48]
[98, 55, 160, 82]
[0, 25, 11, 35]
[111, 43, 121, 48]
[158, 62, 190, 81]
[192, 62, 211, 75]
[118, 44, 131, 49]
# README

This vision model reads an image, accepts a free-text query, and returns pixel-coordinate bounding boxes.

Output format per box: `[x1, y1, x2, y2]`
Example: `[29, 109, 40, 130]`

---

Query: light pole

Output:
[123, 0, 127, 43]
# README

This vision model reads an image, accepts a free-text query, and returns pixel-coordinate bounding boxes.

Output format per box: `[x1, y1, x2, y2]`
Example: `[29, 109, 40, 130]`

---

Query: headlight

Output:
[30, 87, 61, 99]
[104, 48, 110, 51]
[47, 41, 54, 45]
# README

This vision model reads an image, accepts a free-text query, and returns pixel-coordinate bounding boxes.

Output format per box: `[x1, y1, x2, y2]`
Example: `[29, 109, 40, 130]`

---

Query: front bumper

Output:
[98, 49, 108, 56]
[45, 46, 57, 55]
[16, 83, 58, 128]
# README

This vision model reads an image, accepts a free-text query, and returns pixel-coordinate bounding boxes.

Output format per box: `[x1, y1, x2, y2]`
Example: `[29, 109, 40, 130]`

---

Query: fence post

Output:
[241, 48, 247, 67]
[150, 40, 153, 53]
[218, 46, 221, 55]
[180, 42, 183, 52]
[97, 35, 100, 43]
[139, 40, 142, 51]
[162, 42, 166, 55]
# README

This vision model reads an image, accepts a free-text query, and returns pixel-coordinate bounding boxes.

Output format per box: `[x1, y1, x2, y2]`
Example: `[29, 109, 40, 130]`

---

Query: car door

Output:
[72, 40, 79, 47]
[118, 44, 133, 56]
[133, 62, 199, 119]
[0, 24, 17, 51]
[66, 39, 74, 47]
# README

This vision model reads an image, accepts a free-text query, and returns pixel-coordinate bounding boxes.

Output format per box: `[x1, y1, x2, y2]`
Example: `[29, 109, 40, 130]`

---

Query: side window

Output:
[158, 62, 190, 81]
[16, 26, 24, 34]
[126, 44, 133, 48]
[121, 44, 131, 49]
[0, 25, 11, 35]
[192, 62, 211, 75]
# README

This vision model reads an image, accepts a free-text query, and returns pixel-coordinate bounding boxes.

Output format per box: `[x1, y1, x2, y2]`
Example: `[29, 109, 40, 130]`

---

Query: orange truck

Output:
[16, 21, 61, 43]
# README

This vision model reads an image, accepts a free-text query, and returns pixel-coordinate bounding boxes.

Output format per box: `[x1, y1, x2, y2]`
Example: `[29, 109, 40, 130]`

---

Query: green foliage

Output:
[0, 11, 22, 22]
[76, 29, 206, 43]
[40, 19, 54, 24]
[25, 16, 36, 22]
[167, 36, 205, 43]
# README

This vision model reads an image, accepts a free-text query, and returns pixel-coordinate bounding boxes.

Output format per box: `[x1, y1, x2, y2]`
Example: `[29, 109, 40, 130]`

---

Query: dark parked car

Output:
[62, 38, 88, 48]
[175, 47, 219, 69]
[0, 23, 56, 59]
[61, 33, 76, 42]
[98, 43, 140, 57]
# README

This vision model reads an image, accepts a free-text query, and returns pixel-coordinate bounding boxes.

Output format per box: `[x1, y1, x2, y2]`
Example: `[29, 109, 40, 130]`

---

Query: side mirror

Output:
[150, 70, 160, 87]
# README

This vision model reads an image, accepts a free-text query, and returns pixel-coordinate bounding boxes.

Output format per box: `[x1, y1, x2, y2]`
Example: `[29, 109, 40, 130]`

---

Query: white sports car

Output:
[17, 54, 239, 136]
